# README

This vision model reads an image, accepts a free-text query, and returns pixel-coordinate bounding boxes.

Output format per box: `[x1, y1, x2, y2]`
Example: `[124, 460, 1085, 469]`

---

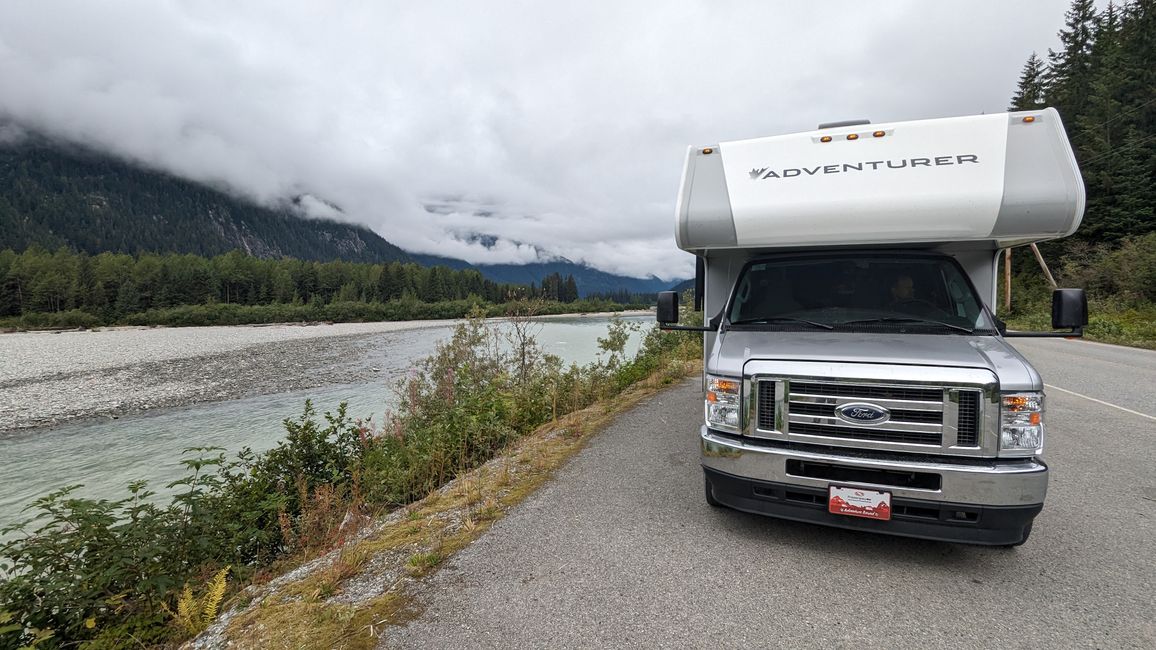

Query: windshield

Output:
[727, 255, 995, 334]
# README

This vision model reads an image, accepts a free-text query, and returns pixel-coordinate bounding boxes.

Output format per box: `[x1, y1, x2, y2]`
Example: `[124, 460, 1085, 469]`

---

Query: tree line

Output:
[1002, 0, 1155, 349]
[0, 247, 590, 322]
[1010, 0, 1155, 247]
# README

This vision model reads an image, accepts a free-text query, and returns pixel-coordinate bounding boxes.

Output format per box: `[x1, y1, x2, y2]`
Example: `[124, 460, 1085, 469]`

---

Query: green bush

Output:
[0, 309, 101, 330]
[1052, 233, 1156, 303]
[1004, 235, 1156, 349]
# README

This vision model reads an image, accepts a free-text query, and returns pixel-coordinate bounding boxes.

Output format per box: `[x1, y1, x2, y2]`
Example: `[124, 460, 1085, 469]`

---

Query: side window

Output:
[946, 277, 967, 318]
[732, 275, 752, 317]
[729, 266, 761, 320]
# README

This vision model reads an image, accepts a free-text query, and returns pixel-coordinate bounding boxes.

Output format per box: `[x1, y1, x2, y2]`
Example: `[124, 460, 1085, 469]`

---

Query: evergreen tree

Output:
[563, 274, 579, 303]
[1010, 52, 1047, 110]
[1015, 0, 1155, 249]
[1044, 0, 1098, 120]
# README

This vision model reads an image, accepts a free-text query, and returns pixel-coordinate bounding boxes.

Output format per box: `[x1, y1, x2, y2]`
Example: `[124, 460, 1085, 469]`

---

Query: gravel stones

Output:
[0, 321, 456, 433]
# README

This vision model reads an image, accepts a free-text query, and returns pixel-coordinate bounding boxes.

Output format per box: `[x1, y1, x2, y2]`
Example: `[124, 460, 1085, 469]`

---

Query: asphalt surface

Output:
[387, 339, 1155, 649]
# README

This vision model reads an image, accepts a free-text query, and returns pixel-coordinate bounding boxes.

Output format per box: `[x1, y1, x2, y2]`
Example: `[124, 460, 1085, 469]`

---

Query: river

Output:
[0, 314, 650, 532]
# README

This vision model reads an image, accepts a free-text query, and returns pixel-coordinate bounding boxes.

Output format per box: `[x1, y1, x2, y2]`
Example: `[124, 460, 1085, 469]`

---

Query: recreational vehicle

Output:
[658, 108, 1086, 546]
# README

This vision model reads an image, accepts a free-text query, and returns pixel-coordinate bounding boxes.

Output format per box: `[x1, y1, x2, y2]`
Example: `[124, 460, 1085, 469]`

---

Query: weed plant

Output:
[0, 302, 701, 647]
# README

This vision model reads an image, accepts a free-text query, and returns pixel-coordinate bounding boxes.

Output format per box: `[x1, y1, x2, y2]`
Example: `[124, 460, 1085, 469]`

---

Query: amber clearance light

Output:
[1004, 395, 1030, 410]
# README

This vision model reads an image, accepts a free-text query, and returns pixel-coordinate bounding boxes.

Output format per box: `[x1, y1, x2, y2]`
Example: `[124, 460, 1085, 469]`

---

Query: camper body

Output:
[661, 109, 1086, 546]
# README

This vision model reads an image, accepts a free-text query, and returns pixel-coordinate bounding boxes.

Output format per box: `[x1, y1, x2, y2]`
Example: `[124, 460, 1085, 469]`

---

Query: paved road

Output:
[1010, 337, 1156, 419]
[388, 339, 1156, 649]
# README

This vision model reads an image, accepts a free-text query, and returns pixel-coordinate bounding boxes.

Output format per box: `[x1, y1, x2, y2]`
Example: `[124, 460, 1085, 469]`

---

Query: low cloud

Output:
[0, 1, 1074, 280]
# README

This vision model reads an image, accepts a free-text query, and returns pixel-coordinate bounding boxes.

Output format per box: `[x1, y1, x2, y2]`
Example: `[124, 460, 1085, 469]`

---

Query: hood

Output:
[708, 330, 1041, 391]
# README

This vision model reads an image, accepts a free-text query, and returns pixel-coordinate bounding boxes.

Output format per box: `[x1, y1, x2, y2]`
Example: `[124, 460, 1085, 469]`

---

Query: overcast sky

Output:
[0, 1, 1081, 280]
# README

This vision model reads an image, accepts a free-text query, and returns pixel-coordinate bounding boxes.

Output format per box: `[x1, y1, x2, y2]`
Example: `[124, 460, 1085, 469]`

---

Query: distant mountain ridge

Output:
[411, 253, 676, 297]
[0, 136, 409, 264]
[0, 131, 684, 295]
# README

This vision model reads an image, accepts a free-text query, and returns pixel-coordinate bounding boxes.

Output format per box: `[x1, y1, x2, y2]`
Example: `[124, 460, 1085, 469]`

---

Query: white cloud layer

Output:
[0, 1, 1075, 280]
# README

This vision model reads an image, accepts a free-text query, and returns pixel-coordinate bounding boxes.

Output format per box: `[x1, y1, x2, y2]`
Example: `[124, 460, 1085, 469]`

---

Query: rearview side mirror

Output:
[1051, 288, 1088, 330]
[657, 291, 679, 324]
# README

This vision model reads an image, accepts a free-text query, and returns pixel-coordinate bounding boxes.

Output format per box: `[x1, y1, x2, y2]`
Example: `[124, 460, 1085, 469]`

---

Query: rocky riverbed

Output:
[0, 312, 649, 433]
[0, 320, 459, 432]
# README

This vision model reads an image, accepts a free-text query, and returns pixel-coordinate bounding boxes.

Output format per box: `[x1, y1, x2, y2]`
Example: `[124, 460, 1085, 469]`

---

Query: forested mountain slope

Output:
[0, 137, 410, 263]
[0, 136, 681, 296]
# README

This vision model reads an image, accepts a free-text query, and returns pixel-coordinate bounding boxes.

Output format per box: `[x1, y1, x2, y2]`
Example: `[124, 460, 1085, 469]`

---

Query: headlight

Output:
[1000, 392, 1044, 456]
[706, 375, 741, 432]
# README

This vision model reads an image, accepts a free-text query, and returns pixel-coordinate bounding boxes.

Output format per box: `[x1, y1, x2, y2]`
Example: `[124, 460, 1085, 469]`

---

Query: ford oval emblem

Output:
[835, 402, 890, 425]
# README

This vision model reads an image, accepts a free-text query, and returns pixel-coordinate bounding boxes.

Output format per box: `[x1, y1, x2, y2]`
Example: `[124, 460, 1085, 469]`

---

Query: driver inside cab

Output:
[890, 274, 915, 305]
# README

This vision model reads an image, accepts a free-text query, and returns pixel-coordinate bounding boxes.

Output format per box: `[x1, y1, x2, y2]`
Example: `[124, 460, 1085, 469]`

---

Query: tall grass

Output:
[0, 304, 701, 647]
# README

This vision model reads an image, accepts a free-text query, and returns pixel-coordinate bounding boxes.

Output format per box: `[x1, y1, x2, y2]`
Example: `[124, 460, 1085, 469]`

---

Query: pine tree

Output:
[376, 262, 397, 301]
[1009, 52, 1047, 110]
[1044, 0, 1099, 121]
[1073, 2, 1126, 240]
[563, 275, 579, 303]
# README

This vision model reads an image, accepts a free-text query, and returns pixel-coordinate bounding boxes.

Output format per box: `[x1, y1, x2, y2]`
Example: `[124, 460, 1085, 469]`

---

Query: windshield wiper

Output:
[839, 317, 974, 334]
[729, 317, 834, 330]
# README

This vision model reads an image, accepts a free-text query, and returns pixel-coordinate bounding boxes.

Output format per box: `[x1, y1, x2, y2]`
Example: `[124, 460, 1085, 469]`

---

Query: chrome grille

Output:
[784, 380, 944, 447]
[788, 381, 941, 402]
[745, 361, 997, 456]
[788, 422, 941, 445]
[957, 391, 981, 447]
[757, 381, 776, 431]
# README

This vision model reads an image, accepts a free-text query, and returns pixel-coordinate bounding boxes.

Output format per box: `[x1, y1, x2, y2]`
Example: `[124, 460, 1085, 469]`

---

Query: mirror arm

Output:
[658, 323, 715, 332]
[1003, 326, 1084, 338]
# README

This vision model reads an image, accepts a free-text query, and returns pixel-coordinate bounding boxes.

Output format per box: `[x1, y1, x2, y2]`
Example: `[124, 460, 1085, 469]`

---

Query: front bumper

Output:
[702, 427, 1047, 545]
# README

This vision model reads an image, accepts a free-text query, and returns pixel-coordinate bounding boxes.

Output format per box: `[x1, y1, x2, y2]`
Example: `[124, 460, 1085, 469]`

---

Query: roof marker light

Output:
[820, 135, 832, 143]
[873, 130, 886, 138]
[846, 133, 859, 141]
[702, 147, 714, 154]
[1023, 116, 1036, 123]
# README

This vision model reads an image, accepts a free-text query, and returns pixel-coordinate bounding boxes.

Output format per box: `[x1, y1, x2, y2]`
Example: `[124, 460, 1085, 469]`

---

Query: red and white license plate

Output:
[828, 485, 892, 521]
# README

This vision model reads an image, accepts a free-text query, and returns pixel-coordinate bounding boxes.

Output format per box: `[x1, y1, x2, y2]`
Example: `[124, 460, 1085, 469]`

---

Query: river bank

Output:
[0, 311, 650, 432]
[0, 309, 696, 648]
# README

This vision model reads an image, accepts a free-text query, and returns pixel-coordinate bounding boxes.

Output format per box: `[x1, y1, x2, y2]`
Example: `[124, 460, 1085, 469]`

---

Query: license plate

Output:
[828, 485, 892, 521]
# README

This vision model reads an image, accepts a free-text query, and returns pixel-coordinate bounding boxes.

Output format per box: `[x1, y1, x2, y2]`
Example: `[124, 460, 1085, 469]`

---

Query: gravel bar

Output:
[0, 312, 649, 433]
[0, 320, 459, 433]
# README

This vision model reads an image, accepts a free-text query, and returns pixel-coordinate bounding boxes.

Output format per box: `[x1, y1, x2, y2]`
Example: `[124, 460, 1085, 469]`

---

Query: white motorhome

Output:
[658, 108, 1086, 546]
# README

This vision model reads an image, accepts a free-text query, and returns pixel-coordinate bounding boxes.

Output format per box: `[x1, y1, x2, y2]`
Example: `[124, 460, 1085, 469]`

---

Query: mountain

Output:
[0, 136, 409, 263]
[411, 253, 676, 297]
[0, 131, 683, 295]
